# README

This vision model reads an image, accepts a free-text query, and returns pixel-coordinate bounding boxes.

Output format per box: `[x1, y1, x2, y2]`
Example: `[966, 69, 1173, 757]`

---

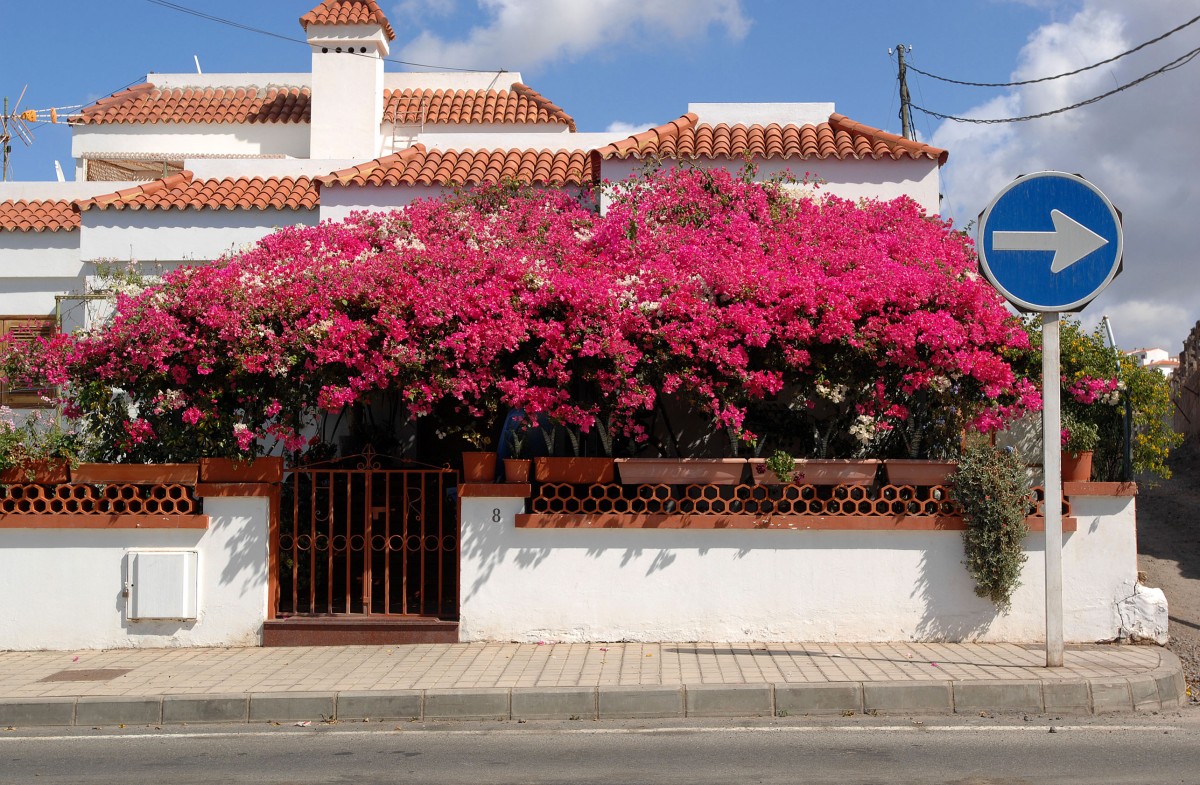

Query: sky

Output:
[2, 0, 1198, 352]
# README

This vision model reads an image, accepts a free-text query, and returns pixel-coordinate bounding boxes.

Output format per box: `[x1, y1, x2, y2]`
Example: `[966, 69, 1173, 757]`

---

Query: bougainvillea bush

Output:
[1, 167, 1037, 462]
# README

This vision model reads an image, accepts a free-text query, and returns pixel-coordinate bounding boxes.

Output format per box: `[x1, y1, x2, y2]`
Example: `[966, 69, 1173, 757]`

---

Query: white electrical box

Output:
[127, 551, 199, 620]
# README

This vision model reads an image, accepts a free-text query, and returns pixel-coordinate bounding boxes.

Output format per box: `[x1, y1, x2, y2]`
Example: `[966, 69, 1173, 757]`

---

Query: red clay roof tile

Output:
[73, 83, 310, 126]
[74, 172, 320, 212]
[0, 200, 79, 232]
[383, 83, 575, 130]
[300, 0, 396, 41]
[321, 145, 597, 187]
[595, 113, 948, 165]
[74, 82, 573, 129]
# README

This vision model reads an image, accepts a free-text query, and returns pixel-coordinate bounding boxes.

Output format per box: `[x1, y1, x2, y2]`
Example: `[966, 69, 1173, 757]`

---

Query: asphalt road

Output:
[2, 713, 1196, 785]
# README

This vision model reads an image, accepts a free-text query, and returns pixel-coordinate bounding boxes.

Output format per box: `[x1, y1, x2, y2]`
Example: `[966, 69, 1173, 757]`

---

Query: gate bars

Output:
[274, 454, 458, 619]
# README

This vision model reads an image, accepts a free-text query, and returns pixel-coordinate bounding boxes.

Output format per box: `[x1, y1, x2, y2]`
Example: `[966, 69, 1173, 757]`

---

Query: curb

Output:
[0, 651, 1187, 728]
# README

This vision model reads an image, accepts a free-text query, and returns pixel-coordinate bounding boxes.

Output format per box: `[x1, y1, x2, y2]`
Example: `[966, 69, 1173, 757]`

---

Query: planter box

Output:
[749, 458, 880, 486]
[199, 456, 284, 483]
[0, 459, 70, 484]
[533, 457, 615, 484]
[615, 458, 747, 485]
[884, 460, 957, 487]
[72, 463, 198, 485]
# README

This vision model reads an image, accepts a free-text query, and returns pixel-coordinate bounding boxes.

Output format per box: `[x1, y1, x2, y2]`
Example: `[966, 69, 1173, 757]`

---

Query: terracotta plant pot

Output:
[1062, 451, 1093, 482]
[503, 458, 532, 483]
[199, 456, 284, 483]
[883, 460, 957, 487]
[71, 463, 198, 484]
[462, 451, 498, 482]
[532, 457, 614, 484]
[749, 458, 880, 486]
[614, 458, 746, 485]
[0, 459, 70, 484]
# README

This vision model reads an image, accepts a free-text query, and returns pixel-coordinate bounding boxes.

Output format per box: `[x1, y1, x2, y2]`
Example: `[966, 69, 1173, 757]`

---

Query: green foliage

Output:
[952, 437, 1030, 611]
[1022, 317, 1181, 481]
[764, 449, 797, 483]
[0, 408, 86, 475]
[1060, 409, 1099, 454]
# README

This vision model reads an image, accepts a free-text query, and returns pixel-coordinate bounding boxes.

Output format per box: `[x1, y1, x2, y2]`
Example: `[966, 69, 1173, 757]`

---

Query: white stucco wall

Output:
[0, 230, 84, 315]
[599, 156, 942, 216]
[459, 492, 1138, 643]
[72, 124, 311, 164]
[0, 495, 269, 650]
[80, 208, 318, 263]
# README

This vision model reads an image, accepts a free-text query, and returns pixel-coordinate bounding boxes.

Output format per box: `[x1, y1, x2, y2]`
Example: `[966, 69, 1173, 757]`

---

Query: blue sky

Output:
[3, 0, 1199, 351]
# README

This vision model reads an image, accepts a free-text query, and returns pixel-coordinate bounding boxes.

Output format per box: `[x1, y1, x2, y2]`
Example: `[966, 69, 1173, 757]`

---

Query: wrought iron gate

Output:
[274, 454, 458, 619]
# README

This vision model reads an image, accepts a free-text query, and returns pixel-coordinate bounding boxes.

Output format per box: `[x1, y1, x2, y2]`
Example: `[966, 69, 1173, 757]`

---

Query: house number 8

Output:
[492, 508, 502, 522]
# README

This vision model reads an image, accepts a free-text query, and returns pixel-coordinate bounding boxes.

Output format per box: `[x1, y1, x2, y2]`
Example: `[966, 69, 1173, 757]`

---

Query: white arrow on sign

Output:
[992, 209, 1109, 273]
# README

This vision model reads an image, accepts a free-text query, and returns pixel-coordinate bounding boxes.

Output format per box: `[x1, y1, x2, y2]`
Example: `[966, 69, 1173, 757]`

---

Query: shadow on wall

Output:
[219, 499, 269, 594]
[911, 547, 997, 641]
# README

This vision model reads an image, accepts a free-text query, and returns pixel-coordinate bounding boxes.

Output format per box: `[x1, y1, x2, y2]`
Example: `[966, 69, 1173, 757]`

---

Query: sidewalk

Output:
[0, 642, 1186, 727]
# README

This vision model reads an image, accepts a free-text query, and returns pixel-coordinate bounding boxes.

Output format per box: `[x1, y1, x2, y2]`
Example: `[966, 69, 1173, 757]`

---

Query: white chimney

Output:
[306, 23, 389, 159]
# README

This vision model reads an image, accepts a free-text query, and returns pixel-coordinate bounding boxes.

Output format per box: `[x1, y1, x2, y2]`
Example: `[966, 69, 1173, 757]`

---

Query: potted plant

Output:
[750, 449, 880, 486]
[1060, 409, 1099, 483]
[502, 421, 531, 483]
[0, 410, 81, 484]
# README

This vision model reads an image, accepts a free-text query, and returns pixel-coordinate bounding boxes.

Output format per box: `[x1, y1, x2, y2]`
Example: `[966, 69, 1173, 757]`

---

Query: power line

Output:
[142, 0, 503, 74]
[912, 43, 1200, 124]
[906, 11, 1200, 88]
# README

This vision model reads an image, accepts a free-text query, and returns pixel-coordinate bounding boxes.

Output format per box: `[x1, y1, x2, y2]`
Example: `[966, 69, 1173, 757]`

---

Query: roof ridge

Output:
[75, 171, 196, 212]
[827, 113, 948, 164]
[594, 113, 699, 160]
[510, 82, 577, 131]
[320, 144, 428, 187]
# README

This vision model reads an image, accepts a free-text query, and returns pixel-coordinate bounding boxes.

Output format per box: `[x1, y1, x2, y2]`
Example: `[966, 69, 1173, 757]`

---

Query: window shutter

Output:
[1, 316, 58, 408]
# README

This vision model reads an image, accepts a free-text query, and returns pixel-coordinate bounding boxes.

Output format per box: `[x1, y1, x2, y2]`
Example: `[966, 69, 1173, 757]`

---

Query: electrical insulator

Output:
[19, 110, 37, 122]
[50, 108, 57, 124]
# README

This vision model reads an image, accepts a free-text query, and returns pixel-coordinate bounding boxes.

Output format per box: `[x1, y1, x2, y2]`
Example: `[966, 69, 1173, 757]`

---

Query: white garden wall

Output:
[0, 495, 269, 650]
[459, 488, 1140, 644]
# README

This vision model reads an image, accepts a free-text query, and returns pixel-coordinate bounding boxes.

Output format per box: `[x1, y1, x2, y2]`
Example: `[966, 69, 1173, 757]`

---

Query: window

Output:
[0, 316, 57, 408]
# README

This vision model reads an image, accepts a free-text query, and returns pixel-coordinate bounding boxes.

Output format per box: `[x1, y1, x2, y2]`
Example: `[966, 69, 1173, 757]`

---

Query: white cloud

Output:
[398, 0, 749, 72]
[932, 0, 1200, 354]
[604, 120, 655, 136]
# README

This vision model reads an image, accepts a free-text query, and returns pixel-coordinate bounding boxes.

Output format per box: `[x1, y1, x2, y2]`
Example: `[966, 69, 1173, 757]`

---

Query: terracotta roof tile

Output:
[595, 113, 948, 165]
[0, 200, 79, 232]
[300, 0, 396, 41]
[321, 145, 597, 187]
[383, 83, 575, 130]
[74, 82, 573, 129]
[72, 83, 311, 125]
[75, 172, 320, 212]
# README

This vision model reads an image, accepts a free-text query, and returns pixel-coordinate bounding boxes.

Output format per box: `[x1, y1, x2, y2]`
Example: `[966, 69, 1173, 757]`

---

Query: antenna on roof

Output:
[1, 85, 83, 181]
[194, 55, 203, 75]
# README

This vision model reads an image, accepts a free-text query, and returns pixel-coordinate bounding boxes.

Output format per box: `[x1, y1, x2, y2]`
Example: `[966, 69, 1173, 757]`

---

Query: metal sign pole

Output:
[1042, 312, 1064, 667]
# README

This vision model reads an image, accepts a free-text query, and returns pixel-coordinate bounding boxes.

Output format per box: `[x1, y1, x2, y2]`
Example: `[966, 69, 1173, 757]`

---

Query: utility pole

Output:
[2, 97, 10, 181]
[895, 44, 914, 141]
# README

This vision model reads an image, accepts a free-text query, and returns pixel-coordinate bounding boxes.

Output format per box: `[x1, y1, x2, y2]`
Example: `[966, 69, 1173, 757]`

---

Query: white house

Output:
[0, 0, 948, 412]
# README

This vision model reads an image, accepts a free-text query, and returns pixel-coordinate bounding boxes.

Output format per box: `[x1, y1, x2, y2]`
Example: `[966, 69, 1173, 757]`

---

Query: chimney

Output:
[300, 1, 396, 159]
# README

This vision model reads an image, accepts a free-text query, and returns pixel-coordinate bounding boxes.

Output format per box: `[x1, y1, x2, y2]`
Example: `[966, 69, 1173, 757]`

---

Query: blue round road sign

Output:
[977, 171, 1122, 312]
